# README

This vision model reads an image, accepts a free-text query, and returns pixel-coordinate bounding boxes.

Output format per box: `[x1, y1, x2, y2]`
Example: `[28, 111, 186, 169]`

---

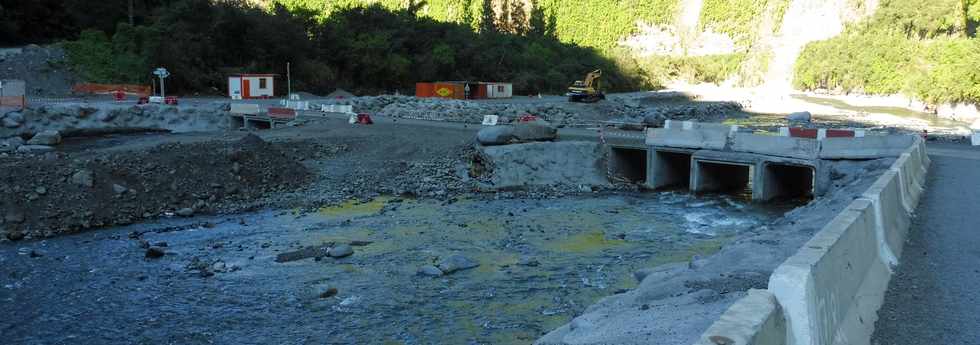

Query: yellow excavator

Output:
[567, 69, 605, 103]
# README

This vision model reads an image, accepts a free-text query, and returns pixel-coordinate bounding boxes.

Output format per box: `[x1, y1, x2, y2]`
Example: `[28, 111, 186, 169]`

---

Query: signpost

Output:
[153, 67, 170, 98]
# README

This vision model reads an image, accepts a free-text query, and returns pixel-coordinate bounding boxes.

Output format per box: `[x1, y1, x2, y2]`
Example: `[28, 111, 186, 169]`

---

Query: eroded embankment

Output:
[0, 134, 310, 240]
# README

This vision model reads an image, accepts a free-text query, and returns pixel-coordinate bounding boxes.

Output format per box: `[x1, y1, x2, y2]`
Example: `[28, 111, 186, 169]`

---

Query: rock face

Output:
[437, 254, 480, 274]
[477, 122, 558, 146]
[26, 130, 61, 146]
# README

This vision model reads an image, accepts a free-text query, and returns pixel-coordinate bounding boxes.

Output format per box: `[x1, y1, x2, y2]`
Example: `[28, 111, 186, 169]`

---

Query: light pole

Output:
[287, 62, 292, 99]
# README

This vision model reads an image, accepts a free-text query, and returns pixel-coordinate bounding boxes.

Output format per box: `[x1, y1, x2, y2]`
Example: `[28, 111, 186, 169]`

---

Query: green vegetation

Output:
[700, 0, 790, 44]
[643, 54, 746, 84]
[27, 0, 654, 95]
[795, 0, 980, 104]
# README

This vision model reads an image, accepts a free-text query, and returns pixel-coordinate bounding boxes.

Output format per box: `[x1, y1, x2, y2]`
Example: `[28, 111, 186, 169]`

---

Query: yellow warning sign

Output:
[436, 87, 452, 97]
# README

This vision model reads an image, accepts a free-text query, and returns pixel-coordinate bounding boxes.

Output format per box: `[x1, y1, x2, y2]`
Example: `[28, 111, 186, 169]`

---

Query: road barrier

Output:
[696, 136, 930, 345]
[320, 104, 354, 114]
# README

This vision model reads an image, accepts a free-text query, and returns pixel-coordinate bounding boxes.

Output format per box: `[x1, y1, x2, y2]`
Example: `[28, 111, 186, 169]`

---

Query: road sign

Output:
[153, 67, 170, 98]
[153, 68, 170, 78]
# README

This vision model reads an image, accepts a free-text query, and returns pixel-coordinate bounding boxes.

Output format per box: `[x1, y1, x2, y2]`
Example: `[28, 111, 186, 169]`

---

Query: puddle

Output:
[0, 193, 789, 344]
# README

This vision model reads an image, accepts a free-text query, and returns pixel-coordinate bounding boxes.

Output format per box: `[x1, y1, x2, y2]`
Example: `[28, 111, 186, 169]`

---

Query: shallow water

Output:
[792, 95, 969, 129]
[0, 193, 787, 345]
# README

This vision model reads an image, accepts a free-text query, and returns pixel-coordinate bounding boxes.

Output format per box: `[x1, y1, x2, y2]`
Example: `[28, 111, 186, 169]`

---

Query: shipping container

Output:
[433, 82, 465, 99]
[485, 83, 513, 98]
[471, 83, 488, 99]
[415, 82, 435, 97]
[229, 74, 275, 99]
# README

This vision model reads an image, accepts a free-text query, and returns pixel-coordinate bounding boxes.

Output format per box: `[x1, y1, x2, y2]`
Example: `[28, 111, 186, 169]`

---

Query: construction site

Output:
[3, 1, 980, 345]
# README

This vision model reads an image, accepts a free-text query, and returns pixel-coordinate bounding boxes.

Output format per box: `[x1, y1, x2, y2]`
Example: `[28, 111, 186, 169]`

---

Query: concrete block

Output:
[769, 199, 891, 345]
[695, 289, 786, 345]
[731, 133, 819, 160]
[230, 103, 261, 115]
[818, 135, 914, 159]
[646, 128, 728, 150]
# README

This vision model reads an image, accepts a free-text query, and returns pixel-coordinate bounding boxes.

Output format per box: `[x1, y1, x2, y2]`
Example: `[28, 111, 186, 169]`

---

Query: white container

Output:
[972, 120, 980, 146]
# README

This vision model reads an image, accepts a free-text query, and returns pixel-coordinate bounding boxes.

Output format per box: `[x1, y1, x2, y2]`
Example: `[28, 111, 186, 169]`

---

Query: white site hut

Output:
[228, 74, 275, 99]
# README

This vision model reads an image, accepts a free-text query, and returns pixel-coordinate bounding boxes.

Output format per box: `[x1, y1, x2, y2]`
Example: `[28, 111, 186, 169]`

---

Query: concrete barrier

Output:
[819, 136, 914, 159]
[693, 134, 929, 345]
[695, 289, 786, 345]
[769, 198, 889, 345]
[646, 128, 728, 150]
[732, 133, 819, 160]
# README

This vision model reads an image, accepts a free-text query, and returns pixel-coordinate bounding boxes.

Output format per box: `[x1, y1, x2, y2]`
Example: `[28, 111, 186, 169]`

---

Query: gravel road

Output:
[872, 142, 980, 345]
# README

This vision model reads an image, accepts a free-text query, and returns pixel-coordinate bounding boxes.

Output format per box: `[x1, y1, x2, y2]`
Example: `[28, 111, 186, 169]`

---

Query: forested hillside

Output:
[3, 0, 979, 104]
[0, 0, 660, 94]
[795, 0, 980, 104]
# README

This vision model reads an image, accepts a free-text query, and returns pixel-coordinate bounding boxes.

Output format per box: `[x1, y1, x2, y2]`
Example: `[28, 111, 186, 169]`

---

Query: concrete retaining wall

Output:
[694, 137, 929, 345]
[478, 141, 608, 190]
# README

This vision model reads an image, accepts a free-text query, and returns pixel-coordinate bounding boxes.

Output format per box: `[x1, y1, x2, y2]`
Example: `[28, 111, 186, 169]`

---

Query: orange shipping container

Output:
[433, 83, 465, 99]
[416, 82, 435, 97]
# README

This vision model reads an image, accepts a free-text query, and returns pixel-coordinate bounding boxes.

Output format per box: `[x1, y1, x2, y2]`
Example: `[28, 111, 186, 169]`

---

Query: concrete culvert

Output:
[760, 163, 815, 201]
[649, 150, 693, 190]
[608, 147, 648, 184]
[692, 160, 753, 197]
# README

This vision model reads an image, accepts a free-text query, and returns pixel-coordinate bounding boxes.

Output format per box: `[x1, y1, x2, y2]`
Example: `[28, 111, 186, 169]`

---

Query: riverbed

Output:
[0, 193, 790, 345]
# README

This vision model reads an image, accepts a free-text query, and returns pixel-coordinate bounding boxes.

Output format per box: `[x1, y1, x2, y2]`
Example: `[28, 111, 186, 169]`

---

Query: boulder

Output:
[145, 247, 166, 259]
[786, 111, 812, 122]
[176, 208, 195, 217]
[16, 145, 54, 154]
[417, 265, 444, 277]
[327, 244, 354, 258]
[437, 254, 480, 274]
[477, 121, 557, 146]
[0, 137, 25, 152]
[70, 169, 94, 188]
[5, 230, 25, 241]
[112, 184, 128, 194]
[2, 112, 24, 128]
[27, 130, 61, 146]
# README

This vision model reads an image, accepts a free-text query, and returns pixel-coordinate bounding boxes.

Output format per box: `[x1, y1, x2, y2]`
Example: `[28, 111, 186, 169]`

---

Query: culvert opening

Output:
[609, 147, 648, 184]
[230, 116, 245, 130]
[763, 163, 815, 202]
[693, 160, 753, 199]
[247, 119, 272, 130]
[651, 150, 692, 190]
